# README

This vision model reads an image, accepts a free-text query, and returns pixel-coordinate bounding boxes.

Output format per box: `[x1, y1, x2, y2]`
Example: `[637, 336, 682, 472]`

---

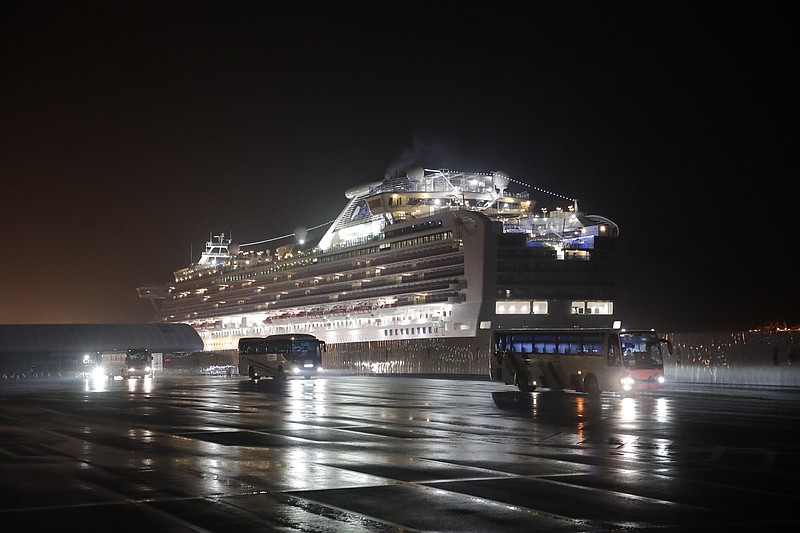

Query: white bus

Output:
[489, 327, 671, 396]
[88, 348, 154, 380]
[238, 334, 325, 381]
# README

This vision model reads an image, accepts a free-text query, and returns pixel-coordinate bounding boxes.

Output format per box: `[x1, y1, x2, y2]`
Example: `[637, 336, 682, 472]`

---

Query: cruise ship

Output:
[138, 167, 619, 375]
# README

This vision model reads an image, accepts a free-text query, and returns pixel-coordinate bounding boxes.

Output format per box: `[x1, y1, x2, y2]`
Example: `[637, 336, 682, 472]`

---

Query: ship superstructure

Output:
[138, 167, 619, 375]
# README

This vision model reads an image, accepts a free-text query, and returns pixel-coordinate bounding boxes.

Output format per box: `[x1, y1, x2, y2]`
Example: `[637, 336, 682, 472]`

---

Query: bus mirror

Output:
[661, 338, 673, 355]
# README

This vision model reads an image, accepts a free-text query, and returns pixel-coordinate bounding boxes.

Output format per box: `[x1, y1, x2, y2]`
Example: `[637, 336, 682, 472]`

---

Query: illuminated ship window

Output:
[571, 301, 613, 315]
[587, 301, 613, 315]
[495, 300, 531, 314]
[530, 300, 547, 314]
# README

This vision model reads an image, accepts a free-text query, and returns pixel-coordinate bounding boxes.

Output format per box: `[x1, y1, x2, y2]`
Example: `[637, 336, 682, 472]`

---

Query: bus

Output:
[238, 334, 325, 381]
[124, 348, 154, 379]
[489, 327, 671, 396]
[89, 348, 153, 379]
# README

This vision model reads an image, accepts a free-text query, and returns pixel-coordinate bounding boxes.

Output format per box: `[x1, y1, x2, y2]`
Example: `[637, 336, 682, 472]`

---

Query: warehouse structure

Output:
[0, 323, 204, 377]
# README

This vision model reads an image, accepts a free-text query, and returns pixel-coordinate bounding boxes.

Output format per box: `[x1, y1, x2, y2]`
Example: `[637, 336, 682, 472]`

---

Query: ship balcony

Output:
[137, 286, 168, 299]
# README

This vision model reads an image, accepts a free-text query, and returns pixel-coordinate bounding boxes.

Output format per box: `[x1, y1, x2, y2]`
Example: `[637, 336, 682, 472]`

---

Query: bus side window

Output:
[583, 334, 604, 355]
[520, 334, 533, 354]
[541, 334, 557, 354]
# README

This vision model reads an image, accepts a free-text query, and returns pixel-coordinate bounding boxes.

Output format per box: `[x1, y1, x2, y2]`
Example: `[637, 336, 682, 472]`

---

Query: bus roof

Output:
[239, 334, 323, 343]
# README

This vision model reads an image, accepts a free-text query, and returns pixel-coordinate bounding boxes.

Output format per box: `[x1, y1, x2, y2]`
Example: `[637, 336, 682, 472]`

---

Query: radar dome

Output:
[228, 242, 240, 255]
[407, 166, 424, 182]
[345, 181, 382, 199]
[493, 171, 510, 190]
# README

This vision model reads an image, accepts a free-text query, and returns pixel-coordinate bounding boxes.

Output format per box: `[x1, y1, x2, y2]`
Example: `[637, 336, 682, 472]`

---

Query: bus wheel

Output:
[584, 375, 601, 398]
[275, 366, 286, 381]
[248, 365, 257, 380]
[516, 374, 535, 393]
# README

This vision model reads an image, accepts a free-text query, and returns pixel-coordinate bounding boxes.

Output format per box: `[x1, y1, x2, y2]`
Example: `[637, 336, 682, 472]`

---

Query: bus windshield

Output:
[263, 339, 324, 362]
[126, 349, 151, 365]
[619, 331, 664, 369]
[123, 348, 153, 379]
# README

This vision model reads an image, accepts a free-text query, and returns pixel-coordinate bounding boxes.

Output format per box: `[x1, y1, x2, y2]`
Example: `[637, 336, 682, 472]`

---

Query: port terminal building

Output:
[0, 323, 203, 378]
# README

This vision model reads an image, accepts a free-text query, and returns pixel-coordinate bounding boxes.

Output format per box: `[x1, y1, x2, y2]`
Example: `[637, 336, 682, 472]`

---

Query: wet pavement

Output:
[1, 375, 798, 531]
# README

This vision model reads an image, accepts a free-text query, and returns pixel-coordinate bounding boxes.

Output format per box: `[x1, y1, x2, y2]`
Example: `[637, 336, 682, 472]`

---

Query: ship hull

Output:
[323, 335, 491, 375]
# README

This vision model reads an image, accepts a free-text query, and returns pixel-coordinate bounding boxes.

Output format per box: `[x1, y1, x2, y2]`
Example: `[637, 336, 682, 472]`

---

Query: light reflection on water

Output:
[620, 396, 637, 423]
[286, 378, 327, 421]
[491, 390, 677, 434]
[128, 376, 154, 393]
[656, 397, 669, 423]
[83, 375, 109, 392]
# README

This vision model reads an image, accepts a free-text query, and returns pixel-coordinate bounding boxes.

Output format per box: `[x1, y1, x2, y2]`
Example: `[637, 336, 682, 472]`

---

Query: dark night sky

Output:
[1, 1, 796, 331]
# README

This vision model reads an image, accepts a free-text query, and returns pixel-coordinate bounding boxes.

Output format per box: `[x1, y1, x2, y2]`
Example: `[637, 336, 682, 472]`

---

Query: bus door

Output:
[536, 333, 570, 391]
[493, 332, 536, 391]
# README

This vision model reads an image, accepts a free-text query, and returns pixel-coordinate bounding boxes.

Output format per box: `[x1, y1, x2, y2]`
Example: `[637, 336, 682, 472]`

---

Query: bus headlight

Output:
[292, 366, 302, 374]
[92, 366, 106, 380]
[620, 376, 634, 391]
[657, 375, 665, 384]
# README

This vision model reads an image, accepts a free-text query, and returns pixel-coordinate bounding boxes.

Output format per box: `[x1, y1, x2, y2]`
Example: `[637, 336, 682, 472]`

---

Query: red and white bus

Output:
[489, 327, 671, 396]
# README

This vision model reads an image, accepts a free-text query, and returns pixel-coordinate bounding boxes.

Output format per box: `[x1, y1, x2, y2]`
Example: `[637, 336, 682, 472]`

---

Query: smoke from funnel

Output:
[384, 138, 457, 179]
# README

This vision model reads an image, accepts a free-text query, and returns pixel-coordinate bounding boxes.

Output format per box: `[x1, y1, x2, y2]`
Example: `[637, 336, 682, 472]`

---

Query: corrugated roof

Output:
[0, 323, 204, 353]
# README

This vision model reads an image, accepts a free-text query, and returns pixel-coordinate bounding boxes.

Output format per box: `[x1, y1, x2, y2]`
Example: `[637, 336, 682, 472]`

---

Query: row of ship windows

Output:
[385, 327, 435, 336]
[389, 231, 452, 249]
[202, 309, 456, 337]
[495, 300, 614, 315]
[218, 230, 453, 284]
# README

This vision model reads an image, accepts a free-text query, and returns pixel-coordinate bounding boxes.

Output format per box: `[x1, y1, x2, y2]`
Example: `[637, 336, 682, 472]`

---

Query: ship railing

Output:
[502, 224, 528, 234]
[184, 277, 460, 323]
[335, 213, 385, 230]
[256, 279, 462, 319]
[256, 276, 463, 312]
[172, 257, 463, 314]
[164, 253, 467, 316]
